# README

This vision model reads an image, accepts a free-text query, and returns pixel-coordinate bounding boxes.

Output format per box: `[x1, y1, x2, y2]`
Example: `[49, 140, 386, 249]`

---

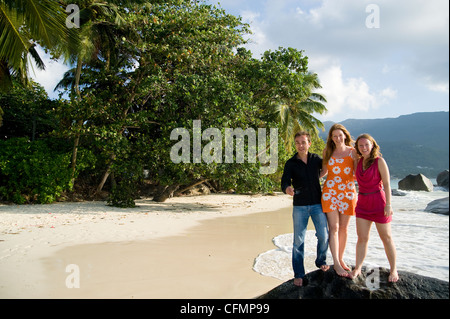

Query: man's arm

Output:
[281, 161, 294, 196]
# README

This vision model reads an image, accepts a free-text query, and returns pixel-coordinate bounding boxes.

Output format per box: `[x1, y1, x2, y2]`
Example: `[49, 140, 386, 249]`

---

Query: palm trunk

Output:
[95, 82, 141, 193]
[96, 165, 112, 194]
[96, 153, 116, 193]
[70, 57, 83, 185]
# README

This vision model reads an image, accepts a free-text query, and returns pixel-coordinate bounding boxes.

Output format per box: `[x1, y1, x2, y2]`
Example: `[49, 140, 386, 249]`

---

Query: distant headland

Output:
[320, 111, 449, 178]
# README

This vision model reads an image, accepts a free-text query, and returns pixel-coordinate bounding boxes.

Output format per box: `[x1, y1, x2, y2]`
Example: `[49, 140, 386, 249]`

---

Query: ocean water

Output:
[253, 183, 449, 282]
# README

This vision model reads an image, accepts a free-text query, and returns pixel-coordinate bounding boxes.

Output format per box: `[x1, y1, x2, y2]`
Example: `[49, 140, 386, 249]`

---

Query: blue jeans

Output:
[292, 204, 329, 279]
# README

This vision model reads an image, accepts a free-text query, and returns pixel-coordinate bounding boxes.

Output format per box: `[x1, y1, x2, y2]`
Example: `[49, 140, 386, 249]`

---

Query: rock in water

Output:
[425, 197, 449, 215]
[256, 267, 449, 299]
[398, 174, 433, 192]
[437, 170, 449, 190]
[391, 189, 408, 196]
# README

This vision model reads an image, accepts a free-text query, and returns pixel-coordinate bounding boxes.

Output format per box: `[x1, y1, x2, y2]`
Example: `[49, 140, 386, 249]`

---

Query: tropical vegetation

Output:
[0, 0, 327, 206]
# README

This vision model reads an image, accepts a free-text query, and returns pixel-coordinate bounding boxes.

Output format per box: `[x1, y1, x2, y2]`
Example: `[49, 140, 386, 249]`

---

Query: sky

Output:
[31, 0, 449, 123]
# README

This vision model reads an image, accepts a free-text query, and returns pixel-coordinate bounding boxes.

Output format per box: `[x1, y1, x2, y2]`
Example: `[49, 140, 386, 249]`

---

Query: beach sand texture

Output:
[0, 194, 295, 299]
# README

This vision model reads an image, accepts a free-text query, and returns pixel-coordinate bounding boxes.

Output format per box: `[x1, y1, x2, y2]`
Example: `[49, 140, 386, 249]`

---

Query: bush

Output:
[106, 156, 144, 208]
[0, 138, 80, 204]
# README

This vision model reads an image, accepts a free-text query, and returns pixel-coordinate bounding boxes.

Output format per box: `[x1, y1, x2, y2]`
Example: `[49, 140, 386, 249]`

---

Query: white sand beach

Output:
[0, 193, 294, 299]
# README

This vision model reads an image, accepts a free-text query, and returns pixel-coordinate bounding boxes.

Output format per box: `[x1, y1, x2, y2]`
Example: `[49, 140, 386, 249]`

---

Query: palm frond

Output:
[0, 58, 12, 91]
[28, 43, 45, 69]
[0, 3, 30, 71]
[310, 92, 327, 103]
[54, 68, 76, 91]
[17, 0, 69, 48]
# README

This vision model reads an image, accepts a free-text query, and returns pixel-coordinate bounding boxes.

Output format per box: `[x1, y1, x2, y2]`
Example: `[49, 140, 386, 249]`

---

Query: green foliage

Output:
[0, 137, 95, 203]
[107, 146, 145, 208]
[0, 104, 3, 127]
[0, 80, 59, 139]
[0, 138, 70, 203]
[0, 0, 74, 91]
[2, 0, 328, 207]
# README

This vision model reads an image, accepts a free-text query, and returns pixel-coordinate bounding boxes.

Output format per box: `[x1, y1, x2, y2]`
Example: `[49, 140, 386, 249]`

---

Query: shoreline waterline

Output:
[254, 188, 449, 283]
[1, 188, 448, 299]
[41, 206, 296, 299]
[1, 194, 294, 299]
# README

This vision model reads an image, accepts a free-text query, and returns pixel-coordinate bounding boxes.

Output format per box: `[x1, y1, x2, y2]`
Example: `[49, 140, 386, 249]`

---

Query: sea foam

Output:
[253, 189, 449, 282]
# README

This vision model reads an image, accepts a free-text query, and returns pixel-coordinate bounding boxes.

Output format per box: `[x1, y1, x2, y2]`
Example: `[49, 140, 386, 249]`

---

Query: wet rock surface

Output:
[257, 267, 449, 299]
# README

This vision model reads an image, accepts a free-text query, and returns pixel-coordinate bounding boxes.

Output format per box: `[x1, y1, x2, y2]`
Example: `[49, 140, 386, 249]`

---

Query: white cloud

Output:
[379, 87, 398, 105]
[240, 11, 273, 57]
[316, 64, 374, 115]
[314, 60, 397, 118]
[29, 0, 447, 121]
[233, 0, 448, 121]
[29, 46, 70, 99]
[296, 7, 304, 15]
[380, 87, 397, 100]
[425, 80, 449, 94]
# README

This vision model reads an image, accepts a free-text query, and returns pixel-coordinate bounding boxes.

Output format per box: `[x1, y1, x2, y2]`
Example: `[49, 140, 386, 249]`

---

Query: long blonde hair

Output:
[355, 133, 382, 169]
[323, 123, 354, 163]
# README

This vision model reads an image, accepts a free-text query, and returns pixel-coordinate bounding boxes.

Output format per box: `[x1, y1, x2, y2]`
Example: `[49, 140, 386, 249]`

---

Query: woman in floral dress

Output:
[321, 124, 358, 277]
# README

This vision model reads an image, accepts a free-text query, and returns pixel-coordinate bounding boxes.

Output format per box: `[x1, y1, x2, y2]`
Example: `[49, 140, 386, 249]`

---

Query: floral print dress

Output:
[321, 153, 357, 215]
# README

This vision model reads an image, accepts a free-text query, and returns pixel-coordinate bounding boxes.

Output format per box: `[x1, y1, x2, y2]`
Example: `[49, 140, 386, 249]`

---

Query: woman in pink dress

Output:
[351, 134, 399, 282]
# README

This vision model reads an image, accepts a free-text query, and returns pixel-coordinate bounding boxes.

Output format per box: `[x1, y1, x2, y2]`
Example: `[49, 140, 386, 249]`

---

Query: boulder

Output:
[391, 189, 408, 196]
[425, 197, 449, 215]
[256, 267, 449, 299]
[436, 170, 449, 190]
[398, 174, 433, 192]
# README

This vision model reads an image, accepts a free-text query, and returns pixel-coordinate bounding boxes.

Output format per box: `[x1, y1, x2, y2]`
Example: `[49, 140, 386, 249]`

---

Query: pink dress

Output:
[355, 157, 392, 223]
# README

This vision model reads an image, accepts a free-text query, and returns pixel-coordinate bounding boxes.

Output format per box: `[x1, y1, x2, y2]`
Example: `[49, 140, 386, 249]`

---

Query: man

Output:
[281, 131, 329, 286]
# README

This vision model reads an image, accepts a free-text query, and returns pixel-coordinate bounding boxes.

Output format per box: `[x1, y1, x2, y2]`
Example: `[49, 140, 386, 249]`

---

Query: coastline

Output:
[2, 188, 447, 299]
[0, 193, 293, 299]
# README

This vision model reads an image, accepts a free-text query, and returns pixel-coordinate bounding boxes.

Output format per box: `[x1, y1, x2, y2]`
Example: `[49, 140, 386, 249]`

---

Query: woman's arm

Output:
[351, 147, 359, 176]
[321, 148, 328, 178]
[378, 157, 393, 216]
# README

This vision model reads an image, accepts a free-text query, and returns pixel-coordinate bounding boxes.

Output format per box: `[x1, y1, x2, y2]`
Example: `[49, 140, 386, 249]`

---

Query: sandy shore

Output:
[0, 193, 296, 299]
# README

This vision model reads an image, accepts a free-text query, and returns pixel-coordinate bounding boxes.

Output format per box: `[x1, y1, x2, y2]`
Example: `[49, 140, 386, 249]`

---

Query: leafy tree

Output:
[0, 0, 74, 91]
[0, 99, 3, 127]
[43, 0, 327, 207]
[278, 72, 327, 152]
[0, 80, 59, 140]
[0, 136, 96, 204]
[51, 1, 329, 206]
[54, 0, 135, 184]
[54, 0, 255, 204]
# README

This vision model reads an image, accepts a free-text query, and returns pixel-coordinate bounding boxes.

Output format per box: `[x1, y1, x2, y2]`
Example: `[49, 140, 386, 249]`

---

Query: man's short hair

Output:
[294, 131, 311, 143]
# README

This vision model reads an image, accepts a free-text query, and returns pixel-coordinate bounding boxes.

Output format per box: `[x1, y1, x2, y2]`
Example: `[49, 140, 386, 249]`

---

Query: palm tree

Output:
[278, 72, 327, 152]
[0, 0, 73, 92]
[56, 0, 132, 186]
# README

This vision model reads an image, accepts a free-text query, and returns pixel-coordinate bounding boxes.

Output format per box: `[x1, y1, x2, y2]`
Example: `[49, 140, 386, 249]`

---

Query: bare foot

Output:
[320, 264, 330, 272]
[339, 259, 351, 271]
[333, 264, 351, 278]
[294, 278, 303, 287]
[350, 268, 362, 279]
[389, 270, 399, 282]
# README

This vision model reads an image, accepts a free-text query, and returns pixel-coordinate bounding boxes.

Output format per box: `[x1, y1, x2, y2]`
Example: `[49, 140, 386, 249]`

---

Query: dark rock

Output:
[399, 174, 433, 192]
[436, 170, 449, 190]
[256, 267, 449, 299]
[391, 189, 408, 196]
[425, 197, 449, 215]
